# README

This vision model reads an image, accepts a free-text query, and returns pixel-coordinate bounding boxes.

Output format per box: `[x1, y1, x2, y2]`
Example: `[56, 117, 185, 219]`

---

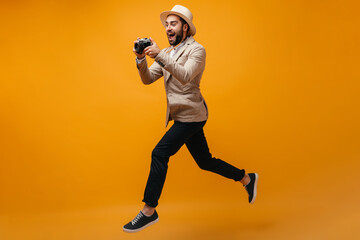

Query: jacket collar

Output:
[173, 36, 194, 60]
[163, 36, 195, 83]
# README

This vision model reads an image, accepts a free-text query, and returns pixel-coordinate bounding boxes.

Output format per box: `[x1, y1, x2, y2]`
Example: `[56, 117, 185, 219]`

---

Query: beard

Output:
[167, 30, 184, 46]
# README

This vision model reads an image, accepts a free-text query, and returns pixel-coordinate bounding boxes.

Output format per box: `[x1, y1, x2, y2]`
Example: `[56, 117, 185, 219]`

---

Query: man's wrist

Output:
[136, 56, 146, 64]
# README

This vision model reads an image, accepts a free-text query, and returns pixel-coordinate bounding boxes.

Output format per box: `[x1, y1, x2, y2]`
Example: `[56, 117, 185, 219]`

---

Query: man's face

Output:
[165, 15, 186, 46]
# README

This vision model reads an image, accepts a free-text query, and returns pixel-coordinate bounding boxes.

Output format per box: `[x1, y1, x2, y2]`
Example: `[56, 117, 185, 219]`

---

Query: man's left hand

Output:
[144, 38, 161, 59]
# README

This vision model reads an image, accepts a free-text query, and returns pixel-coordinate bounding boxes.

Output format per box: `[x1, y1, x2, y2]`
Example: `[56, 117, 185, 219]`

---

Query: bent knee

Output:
[196, 158, 214, 171]
[152, 147, 165, 158]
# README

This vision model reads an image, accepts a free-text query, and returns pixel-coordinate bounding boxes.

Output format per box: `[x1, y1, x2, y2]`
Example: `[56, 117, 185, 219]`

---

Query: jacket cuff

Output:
[136, 57, 148, 70]
[136, 56, 146, 64]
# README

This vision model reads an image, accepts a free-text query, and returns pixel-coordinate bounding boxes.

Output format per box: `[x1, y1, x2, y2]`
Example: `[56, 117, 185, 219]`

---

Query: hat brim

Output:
[160, 10, 196, 36]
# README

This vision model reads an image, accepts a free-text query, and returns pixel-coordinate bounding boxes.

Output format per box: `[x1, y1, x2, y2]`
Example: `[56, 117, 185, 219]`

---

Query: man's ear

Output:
[183, 23, 188, 32]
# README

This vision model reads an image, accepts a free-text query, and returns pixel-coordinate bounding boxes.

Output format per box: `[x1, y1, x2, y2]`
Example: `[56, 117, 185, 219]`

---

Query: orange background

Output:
[1, 0, 359, 239]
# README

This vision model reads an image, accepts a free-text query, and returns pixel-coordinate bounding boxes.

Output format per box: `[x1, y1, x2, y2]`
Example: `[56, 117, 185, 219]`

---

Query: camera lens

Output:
[134, 42, 142, 54]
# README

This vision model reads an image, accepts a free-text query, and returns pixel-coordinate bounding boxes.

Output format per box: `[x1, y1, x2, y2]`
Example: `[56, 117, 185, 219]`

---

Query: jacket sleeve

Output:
[136, 57, 163, 85]
[154, 45, 206, 85]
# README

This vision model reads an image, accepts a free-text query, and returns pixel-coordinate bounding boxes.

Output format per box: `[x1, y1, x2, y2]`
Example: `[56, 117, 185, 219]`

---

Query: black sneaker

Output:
[123, 210, 159, 233]
[245, 173, 258, 204]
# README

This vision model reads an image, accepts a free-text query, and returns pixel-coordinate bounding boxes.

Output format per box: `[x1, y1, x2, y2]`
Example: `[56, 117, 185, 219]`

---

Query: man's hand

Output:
[144, 38, 161, 59]
[133, 37, 146, 59]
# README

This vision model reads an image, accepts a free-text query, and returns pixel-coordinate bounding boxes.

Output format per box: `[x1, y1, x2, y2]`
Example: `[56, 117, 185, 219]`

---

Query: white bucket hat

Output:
[160, 5, 196, 36]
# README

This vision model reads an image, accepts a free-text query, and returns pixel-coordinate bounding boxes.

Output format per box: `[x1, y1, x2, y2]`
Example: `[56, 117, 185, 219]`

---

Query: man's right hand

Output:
[133, 37, 146, 59]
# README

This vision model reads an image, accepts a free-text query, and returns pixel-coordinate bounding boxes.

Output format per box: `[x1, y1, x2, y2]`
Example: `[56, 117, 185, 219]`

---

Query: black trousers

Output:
[142, 120, 245, 208]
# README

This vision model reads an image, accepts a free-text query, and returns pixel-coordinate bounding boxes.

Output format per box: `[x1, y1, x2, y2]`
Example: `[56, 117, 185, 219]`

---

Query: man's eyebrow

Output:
[165, 20, 178, 24]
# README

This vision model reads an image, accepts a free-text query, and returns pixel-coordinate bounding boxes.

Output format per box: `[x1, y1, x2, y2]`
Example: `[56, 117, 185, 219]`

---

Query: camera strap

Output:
[166, 41, 184, 54]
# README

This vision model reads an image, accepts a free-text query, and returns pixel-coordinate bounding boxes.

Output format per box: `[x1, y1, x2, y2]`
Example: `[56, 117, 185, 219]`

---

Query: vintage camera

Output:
[134, 38, 152, 54]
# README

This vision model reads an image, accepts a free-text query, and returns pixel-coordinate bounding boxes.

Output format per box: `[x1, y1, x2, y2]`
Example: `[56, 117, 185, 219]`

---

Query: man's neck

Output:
[181, 35, 189, 44]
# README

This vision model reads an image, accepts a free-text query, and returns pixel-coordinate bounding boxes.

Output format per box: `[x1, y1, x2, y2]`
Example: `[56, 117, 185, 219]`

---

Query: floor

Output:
[2, 163, 359, 240]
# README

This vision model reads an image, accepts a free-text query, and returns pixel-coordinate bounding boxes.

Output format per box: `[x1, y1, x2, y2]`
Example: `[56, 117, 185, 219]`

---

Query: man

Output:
[123, 5, 258, 233]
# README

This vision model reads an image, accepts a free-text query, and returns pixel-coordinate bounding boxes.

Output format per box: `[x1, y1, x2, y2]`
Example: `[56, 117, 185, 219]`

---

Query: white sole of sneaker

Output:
[123, 218, 159, 233]
[250, 173, 258, 204]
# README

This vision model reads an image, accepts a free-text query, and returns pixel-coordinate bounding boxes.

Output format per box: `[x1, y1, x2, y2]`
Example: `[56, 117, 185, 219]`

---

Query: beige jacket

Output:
[137, 36, 208, 127]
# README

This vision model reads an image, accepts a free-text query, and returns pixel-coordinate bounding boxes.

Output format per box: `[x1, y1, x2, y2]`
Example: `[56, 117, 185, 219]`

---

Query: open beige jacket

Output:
[136, 36, 208, 127]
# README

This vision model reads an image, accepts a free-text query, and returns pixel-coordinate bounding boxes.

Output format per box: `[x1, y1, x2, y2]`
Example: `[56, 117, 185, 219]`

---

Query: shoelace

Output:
[131, 212, 143, 225]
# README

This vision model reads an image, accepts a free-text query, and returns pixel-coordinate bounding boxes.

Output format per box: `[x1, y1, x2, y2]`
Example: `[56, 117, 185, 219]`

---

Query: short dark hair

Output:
[179, 16, 190, 36]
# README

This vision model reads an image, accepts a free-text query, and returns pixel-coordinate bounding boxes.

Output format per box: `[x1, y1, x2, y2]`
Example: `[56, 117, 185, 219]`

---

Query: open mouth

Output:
[167, 33, 175, 41]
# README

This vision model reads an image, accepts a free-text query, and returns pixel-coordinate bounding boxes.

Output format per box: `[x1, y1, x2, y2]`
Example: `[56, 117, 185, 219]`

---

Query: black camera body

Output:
[134, 38, 152, 54]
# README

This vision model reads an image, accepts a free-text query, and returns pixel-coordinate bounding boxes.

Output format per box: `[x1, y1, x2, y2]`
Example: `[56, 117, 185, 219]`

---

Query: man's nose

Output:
[166, 25, 172, 31]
